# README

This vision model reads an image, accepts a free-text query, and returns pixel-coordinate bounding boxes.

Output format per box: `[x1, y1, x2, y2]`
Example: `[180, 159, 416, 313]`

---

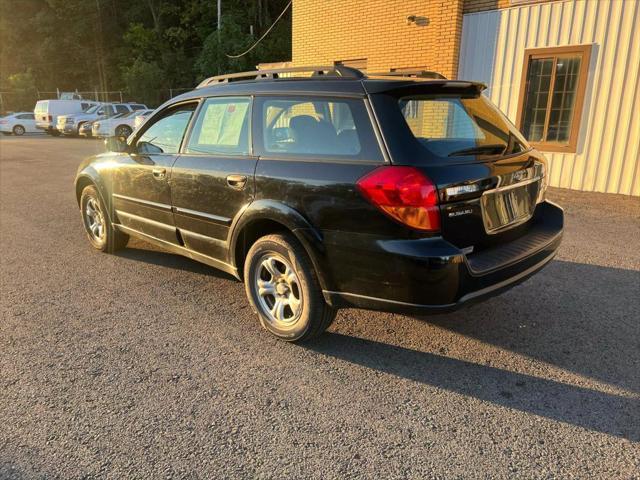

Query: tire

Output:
[48, 129, 60, 137]
[12, 125, 25, 136]
[80, 185, 129, 253]
[244, 233, 336, 342]
[115, 125, 132, 138]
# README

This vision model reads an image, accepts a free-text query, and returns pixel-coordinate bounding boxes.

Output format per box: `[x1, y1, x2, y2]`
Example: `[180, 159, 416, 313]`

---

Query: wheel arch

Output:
[229, 200, 333, 291]
[75, 172, 115, 223]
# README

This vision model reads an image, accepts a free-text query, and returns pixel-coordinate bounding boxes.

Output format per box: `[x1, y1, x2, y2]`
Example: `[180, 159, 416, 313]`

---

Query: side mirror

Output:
[104, 136, 128, 153]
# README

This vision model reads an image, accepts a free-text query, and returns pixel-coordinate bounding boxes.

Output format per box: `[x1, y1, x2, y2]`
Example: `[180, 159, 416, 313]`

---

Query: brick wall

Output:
[292, 0, 464, 79]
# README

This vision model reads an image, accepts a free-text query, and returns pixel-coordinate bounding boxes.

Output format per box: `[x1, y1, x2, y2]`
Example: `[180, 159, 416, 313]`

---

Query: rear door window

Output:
[185, 97, 251, 156]
[255, 96, 382, 162]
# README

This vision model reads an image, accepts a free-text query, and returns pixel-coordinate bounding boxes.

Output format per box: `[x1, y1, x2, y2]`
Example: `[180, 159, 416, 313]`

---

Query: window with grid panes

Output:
[517, 45, 591, 153]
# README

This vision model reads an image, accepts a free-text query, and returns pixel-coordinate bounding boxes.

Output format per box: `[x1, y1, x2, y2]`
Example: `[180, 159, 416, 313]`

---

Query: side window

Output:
[257, 96, 381, 161]
[186, 97, 251, 155]
[115, 104, 129, 114]
[136, 103, 197, 155]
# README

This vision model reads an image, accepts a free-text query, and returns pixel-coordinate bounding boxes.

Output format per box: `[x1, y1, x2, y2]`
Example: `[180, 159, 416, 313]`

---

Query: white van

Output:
[34, 99, 98, 135]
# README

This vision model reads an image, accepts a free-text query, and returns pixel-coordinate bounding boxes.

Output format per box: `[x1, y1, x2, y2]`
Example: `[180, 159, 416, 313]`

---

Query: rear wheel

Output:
[244, 233, 336, 342]
[80, 185, 128, 253]
[12, 125, 25, 136]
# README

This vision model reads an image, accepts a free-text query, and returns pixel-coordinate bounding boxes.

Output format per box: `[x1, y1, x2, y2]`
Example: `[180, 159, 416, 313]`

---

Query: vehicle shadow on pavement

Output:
[115, 246, 237, 281]
[306, 332, 639, 442]
[423, 260, 640, 395]
[306, 259, 640, 441]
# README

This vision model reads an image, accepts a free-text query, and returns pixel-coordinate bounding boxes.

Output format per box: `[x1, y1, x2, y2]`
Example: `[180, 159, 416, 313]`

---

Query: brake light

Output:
[356, 166, 440, 231]
[47, 115, 52, 122]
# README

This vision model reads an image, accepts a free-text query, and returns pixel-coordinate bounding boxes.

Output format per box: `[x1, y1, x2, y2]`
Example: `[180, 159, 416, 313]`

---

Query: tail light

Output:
[356, 166, 440, 231]
[47, 115, 52, 122]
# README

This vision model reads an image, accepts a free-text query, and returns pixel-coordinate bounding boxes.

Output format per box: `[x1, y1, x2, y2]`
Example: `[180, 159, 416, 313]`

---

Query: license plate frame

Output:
[481, 177, 540, 234]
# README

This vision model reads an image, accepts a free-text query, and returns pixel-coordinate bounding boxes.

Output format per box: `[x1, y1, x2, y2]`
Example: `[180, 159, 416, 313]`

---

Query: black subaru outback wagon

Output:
[75, 66, 563, 342]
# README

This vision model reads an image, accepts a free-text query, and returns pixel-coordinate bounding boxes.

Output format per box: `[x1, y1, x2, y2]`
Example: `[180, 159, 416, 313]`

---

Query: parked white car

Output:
[57, 102, 147, 136]
[34, 99, 97, 135]
[92, 109, 150, 138]
[134, 109, 154, 130]
[0, 112, 39, 136]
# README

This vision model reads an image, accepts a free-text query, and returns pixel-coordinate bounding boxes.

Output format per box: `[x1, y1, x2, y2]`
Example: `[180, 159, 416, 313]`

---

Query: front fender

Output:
[229, 200, 334, 291]
[74, 161, 115, 223]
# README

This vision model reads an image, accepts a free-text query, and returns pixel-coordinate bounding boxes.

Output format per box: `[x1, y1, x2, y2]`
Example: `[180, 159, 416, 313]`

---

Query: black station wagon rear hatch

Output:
[367, 81, 548, 252]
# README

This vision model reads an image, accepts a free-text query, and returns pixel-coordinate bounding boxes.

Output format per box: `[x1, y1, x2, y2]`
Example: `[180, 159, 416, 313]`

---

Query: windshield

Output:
[84, 105, 100, 114]
[399, 95, 529, 158]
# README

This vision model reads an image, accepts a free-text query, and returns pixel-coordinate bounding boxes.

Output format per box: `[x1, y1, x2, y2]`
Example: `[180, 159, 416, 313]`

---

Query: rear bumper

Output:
[322, 201, 563, 314]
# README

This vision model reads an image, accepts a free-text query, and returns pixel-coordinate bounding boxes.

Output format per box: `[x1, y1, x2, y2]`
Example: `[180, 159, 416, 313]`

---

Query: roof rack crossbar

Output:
[368, 70, 447, 80]
[197, 65, 365, 88]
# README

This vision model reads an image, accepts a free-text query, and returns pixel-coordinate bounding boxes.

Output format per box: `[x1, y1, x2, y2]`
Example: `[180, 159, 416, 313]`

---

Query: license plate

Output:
[481, 178, 539, 234]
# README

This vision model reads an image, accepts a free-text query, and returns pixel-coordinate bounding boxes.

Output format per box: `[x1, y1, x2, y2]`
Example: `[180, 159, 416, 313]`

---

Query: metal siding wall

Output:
[459, 0, 640, 196]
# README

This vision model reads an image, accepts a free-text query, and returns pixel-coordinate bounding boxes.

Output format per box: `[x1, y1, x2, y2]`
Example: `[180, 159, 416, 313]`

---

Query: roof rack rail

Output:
[197, 65, 365, 88]
[368, 70, 447, 80]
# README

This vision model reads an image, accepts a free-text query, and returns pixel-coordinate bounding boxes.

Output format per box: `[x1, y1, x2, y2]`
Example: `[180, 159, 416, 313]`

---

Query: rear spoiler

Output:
[364, 79, 487, 96]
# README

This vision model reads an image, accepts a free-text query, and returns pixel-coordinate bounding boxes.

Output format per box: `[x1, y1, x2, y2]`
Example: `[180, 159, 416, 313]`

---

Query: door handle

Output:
[152, 168, 166, 179]
[226, 174, 247, 190]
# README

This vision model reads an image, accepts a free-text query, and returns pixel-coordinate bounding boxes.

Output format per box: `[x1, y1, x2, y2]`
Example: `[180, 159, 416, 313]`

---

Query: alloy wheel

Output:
[84, 197, 105, 242]
[253, 253, 303, 327]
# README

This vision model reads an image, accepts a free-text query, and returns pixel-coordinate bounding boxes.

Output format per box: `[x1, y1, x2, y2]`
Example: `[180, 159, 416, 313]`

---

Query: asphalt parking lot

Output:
[1, 135, 639, 479]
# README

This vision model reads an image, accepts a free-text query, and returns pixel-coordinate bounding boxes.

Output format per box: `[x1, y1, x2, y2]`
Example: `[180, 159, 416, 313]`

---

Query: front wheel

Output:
[12, 125, 25, 136]
[115, 125, 132, 138]
[80, 185, 129, 253]
[244, 233, 336, 342]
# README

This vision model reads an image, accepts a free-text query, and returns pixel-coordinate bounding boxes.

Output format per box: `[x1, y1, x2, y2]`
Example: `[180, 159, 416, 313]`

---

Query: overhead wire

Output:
[225, 0, 292, 59]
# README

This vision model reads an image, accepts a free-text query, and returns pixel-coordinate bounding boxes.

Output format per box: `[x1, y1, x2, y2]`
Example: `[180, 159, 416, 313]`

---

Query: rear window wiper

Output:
[448, 144, 507, 157]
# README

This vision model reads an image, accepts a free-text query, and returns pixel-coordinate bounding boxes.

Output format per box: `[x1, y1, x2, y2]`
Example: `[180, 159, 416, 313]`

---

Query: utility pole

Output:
[217, 0, 221, 36]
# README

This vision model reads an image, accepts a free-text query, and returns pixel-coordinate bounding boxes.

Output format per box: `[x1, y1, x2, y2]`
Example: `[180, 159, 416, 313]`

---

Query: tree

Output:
[121, 58, 165, 107]
[0, 0, 292, 108]
[4, 71, 38, 111]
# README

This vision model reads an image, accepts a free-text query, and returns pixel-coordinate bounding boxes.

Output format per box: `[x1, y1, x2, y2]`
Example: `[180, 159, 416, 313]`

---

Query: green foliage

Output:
[121, 58, 165, 107]
[4, 71, 38, 111]
[0, 0, 292, 108]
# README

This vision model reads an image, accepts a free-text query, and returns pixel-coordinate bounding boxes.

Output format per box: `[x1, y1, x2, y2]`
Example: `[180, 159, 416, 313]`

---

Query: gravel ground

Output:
[1, 135, 639, 479]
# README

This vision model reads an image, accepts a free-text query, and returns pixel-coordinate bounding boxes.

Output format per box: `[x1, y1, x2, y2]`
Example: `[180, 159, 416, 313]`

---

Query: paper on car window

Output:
[198, 101, 248, 146]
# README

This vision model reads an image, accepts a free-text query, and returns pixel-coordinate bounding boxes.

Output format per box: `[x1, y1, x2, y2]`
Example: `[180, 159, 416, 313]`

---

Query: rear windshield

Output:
[399, 95, 529, 158]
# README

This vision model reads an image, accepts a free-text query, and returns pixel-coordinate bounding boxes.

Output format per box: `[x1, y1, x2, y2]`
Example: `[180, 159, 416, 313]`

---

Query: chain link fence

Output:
[0, 88, 195, 115]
